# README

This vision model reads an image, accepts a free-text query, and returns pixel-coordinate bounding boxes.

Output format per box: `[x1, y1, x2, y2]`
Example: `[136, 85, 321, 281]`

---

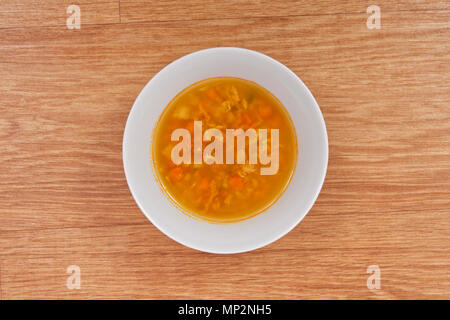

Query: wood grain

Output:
[0, 0, 120, 29]
[0, 1, 449, 299]
[120, 0, 450, 23]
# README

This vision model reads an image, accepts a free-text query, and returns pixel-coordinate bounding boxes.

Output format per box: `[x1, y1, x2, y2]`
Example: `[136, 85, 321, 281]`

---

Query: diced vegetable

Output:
[242, 164, 256, 174]
[226, 112, 236, 124]
[258, 105, 272, 117]
[197, 176, 210, 191]
[241, 99, 248, 110]
[224, 193, 232, 205]
[242, 113, 252, 126]
[222, 100, 233, 111]
[206, 88, 222, 102]
[162, 144, 173, 159]
[229, 174, 245, 190]
[230, 85, 240, 103]
[168, 166, 183, 182]
[173, 105, 190, 120]
[198, 102, 211, 120]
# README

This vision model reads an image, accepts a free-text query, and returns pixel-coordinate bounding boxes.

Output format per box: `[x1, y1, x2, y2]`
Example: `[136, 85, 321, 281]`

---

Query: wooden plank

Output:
[119, 0, 450, 23]
[0, 222, 448, 299]
[0, 9, 449, 299]
[0, 0, 119, 29]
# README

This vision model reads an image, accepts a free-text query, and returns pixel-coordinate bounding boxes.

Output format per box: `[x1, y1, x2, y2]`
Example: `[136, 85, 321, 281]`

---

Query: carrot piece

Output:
[242, 113, 252, 126]
[229, 174, 245, 190]
[197, 176, 210, 191]
[185, 121, 194, 134]
[258, 105, 272, 118]
[206, 88, 222, 102]
[168, 166, 183, 182]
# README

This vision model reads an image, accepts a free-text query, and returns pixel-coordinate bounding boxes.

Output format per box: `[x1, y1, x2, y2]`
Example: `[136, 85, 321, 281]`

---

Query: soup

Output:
[152, 77, 297, 223]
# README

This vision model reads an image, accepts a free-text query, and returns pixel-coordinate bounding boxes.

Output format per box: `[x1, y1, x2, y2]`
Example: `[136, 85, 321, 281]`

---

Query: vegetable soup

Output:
[152, 77, 297, 223]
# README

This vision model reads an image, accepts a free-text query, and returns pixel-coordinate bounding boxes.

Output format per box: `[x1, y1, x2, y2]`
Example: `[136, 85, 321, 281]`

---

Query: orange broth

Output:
[152, 77, 297, 223]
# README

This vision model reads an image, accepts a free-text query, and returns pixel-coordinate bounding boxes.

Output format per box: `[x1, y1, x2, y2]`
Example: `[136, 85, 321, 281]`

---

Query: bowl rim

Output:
[123, 47, 328, 254]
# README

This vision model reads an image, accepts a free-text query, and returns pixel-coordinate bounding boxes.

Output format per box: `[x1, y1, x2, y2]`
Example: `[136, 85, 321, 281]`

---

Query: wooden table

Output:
[0, 0, 449, 299]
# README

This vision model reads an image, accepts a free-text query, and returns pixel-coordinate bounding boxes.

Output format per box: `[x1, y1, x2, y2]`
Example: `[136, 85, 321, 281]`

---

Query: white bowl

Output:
[123, 47, 328, 254]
